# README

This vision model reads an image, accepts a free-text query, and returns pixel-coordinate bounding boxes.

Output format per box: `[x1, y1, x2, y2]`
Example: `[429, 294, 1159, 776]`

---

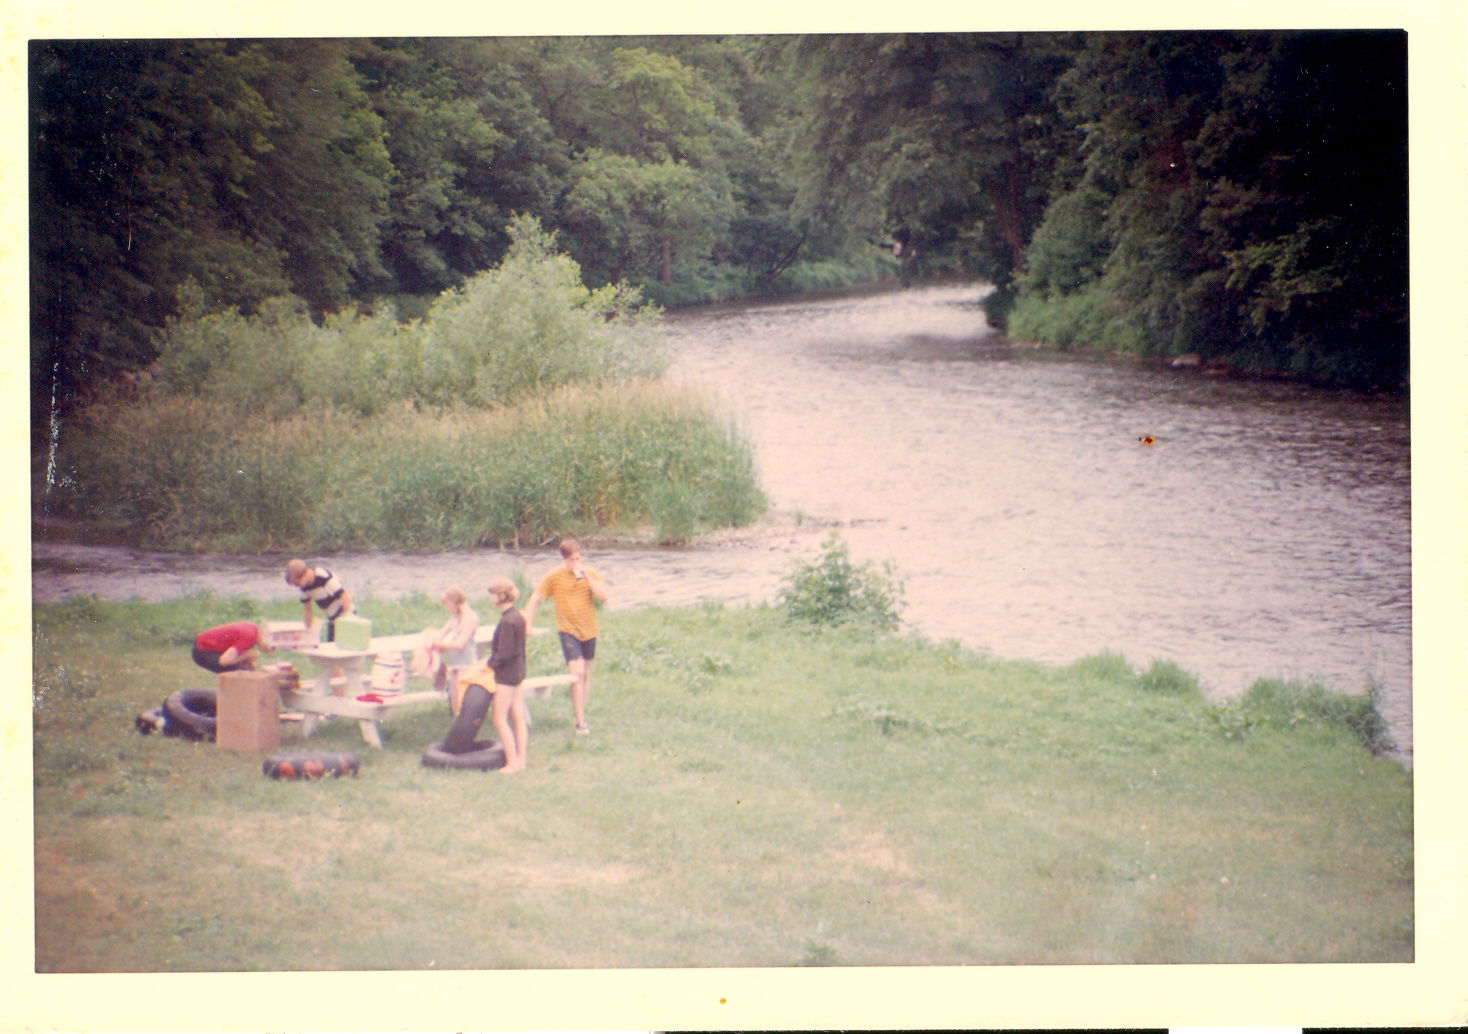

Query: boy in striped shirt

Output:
[285, 559, 354, 642]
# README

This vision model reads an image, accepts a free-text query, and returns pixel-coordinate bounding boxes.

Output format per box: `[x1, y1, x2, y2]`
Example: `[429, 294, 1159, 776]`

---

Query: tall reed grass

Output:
[42, 381, 765, 551]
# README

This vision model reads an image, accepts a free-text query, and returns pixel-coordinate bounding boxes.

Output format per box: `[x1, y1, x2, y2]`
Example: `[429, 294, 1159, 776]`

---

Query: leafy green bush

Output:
[637, 262, 757, 307]
[776, 251, 899, 294]
[776, 532, 905, 631]
[1211, 677, 1394, 755]
[152, 217, 665, 418]
[1020, 182, 1114, 302]
[1007, 282, 1148, 354]
[416, 215, 665, 408]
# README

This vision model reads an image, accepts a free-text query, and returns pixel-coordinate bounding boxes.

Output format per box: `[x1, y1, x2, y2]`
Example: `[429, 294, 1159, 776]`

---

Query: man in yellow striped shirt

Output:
[524, 538, 610, 735]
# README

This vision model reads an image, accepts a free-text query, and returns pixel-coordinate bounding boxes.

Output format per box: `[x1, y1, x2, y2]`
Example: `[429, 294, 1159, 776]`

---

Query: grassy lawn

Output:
[32, 594, 1413, 972]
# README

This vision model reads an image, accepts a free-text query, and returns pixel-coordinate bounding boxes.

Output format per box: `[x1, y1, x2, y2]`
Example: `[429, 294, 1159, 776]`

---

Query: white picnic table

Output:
[279, 626, 569, 748]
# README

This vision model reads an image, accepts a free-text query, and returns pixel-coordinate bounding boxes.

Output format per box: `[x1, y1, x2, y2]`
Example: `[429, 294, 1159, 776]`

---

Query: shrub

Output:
[150, 216, 665, 418]
[1136, 658, 1203, 696]
[416, 215, 665, 409]
[1212, 677, 1394, 755]
[776, 533, 905, 631]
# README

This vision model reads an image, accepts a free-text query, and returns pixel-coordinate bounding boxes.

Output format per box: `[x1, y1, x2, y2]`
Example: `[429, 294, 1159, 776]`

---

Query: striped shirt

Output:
[535, 566, 601, 641]
[298, 567, 348, 618]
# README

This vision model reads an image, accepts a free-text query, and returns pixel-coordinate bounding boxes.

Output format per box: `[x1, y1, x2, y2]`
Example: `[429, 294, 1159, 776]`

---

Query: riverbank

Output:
[1005, 293, 1410, 393]
[1003, 331, 1413, 394]
[30, 503, 836, 558]
[33, 593, 1411, 971]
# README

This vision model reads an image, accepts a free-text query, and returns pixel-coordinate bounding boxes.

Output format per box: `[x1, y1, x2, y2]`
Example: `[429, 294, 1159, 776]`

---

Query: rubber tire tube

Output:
[421, 738, 506, 771]
[262, 751, 361, 780]
[441, 683, 492, 754]
[162, 688, 217, 741]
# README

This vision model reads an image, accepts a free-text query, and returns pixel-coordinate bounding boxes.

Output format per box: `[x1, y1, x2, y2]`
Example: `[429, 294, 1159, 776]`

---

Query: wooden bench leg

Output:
[358, 720, 383, 749]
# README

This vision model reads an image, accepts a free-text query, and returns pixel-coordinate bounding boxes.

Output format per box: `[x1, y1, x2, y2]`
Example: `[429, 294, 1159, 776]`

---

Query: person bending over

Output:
[192, 621, 272, 674]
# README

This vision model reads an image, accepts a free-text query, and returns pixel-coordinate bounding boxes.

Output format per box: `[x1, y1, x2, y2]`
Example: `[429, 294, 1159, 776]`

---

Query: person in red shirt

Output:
[192, 621, 272, 673]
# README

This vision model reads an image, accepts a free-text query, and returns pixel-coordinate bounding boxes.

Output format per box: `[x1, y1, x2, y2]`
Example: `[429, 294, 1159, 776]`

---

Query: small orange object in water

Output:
[1137, 435, 1156, 445]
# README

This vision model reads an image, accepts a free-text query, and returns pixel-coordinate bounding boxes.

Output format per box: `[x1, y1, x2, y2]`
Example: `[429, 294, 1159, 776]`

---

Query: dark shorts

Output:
[558, 632, 597, 662]
[191, 645, 245, 674]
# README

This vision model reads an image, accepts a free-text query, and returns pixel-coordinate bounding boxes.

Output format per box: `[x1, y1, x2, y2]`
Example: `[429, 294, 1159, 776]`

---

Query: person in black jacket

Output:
[485, 577, 529, 773]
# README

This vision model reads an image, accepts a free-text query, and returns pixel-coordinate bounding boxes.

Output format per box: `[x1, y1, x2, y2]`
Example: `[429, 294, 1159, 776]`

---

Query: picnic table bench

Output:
[280, 626, 570, 748]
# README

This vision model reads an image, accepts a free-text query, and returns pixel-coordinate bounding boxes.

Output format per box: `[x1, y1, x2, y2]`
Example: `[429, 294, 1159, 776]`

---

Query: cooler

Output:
[334, 614, 372, 652]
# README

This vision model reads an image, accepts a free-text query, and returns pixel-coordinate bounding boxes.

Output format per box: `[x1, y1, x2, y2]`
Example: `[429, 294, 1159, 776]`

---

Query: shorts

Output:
[191, 645, 244, 674]
[558, 632, 597, 662]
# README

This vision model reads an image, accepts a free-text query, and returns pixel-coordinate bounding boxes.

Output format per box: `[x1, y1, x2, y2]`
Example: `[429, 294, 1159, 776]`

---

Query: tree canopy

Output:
[31, 31, 1408, 412]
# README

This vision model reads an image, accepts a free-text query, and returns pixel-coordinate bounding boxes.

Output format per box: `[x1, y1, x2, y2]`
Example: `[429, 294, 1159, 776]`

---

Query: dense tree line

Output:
[31, 31, 1407, 416]
[1013, 31, 1408, 385]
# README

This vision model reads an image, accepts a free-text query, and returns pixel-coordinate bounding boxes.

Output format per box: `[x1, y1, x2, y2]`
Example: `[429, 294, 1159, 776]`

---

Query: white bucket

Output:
[370, 652, 406, 692]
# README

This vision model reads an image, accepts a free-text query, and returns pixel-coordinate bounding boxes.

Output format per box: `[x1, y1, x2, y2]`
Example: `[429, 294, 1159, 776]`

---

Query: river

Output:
[31, 283, 1412, 761]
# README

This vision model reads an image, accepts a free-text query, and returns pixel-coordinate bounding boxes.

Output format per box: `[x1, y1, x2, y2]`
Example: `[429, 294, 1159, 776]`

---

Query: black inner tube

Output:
[421, 738, 506, 770]
[442, 684, 492, 754]
[163, 688, 218, 740]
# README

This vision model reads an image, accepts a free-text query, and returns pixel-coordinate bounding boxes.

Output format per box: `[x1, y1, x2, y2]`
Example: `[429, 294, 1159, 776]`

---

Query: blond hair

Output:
[487, 578, 519, 605]
[441, 586, 467, 608]
[284, 558, 309, 585]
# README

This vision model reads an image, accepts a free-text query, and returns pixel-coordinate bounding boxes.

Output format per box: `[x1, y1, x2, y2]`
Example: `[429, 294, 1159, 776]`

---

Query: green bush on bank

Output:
[777, 533, 905, 631]
[1007, 284, 1151, 355]
[154, 216, 664, 418]
[1211, 676, 1395, 755]
[630, 249, 904, 308]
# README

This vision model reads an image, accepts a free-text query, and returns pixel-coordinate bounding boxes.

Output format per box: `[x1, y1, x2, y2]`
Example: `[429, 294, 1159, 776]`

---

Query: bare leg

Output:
[491, 686, 520, 772]
[568, 657, 591, 730]
[509, 685, 530, 770]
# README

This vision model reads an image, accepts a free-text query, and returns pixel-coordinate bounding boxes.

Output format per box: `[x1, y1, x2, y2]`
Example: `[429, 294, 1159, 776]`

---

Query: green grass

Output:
[32, 596, 1412, 971]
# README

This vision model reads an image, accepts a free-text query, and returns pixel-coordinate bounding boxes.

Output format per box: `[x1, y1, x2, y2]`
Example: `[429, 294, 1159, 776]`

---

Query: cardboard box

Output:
[217, 670, 280, 752]
[264, 620, 317, 651]
[334, 614, 372, 652]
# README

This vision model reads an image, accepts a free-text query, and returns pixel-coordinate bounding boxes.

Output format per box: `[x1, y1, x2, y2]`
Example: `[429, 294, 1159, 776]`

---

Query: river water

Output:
[31, 283, 1412, 761]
